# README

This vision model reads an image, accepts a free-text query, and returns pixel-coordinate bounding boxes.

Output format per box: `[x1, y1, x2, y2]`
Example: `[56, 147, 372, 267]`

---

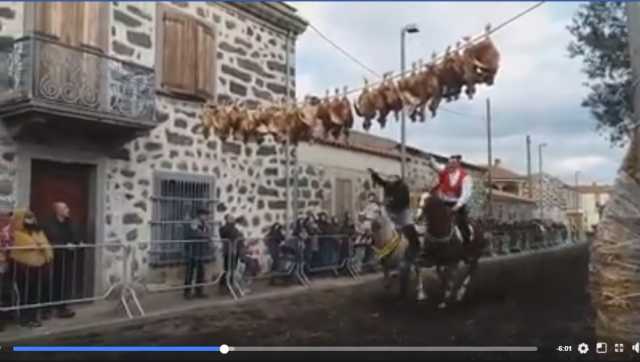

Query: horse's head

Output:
[422, 194, 455, 240]
[360, 202, 398, 250]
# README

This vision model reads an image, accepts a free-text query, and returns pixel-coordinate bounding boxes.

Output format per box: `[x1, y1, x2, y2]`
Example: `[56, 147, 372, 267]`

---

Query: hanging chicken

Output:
[405, 54, 442, 122]
[436, 42, 466, 103]
[353, 79, 379, 131]
[375, 73, 403, 128]
[339, 86, 355, 139]
[460, 24, 501, 100]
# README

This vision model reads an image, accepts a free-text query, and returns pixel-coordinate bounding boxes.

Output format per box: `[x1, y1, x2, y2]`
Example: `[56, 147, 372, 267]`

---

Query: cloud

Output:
[290, 1, 626, 186]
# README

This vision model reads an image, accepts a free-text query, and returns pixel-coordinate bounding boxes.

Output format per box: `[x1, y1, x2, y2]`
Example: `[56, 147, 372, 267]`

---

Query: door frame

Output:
[16, 143, 107, 297]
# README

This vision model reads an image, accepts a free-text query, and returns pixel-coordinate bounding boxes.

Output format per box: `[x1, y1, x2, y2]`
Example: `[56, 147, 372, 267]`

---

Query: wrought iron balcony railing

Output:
[0, 35, 155, 127]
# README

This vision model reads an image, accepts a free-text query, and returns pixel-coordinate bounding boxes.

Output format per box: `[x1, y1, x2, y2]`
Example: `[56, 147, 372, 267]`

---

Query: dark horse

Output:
[418, 194, 488, 308]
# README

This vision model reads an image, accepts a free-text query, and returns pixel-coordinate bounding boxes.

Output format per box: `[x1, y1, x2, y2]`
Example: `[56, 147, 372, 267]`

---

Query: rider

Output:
[427, 154, 473, 244]
[366, 168, 420, 259]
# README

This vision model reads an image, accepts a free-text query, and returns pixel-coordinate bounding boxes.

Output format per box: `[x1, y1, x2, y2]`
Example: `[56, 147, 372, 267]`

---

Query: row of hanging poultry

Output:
[200, 26, 501, 145]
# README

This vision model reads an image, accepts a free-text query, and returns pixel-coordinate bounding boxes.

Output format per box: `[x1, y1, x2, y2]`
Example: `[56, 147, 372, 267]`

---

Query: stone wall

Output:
[0, 124, 17, 210]
[101, 2, 301, 286]
[0, 3, 21, 210]
[530, 173, 572, 223]
[490, 199, 535, 222]
[110, 2, 296, 105]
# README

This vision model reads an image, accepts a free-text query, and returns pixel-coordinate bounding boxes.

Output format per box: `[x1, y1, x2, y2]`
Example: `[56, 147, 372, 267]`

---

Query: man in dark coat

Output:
[183, 208, 211, 299]
[42, 202, 79, 319]
[218, 214, 243, 292]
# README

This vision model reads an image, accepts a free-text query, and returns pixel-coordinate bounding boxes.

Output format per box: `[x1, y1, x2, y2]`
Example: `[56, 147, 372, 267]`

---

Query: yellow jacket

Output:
[10, 209, 53, 267]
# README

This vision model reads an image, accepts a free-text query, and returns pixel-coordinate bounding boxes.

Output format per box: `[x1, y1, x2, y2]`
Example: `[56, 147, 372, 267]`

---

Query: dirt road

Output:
[2, 254, 608, 362]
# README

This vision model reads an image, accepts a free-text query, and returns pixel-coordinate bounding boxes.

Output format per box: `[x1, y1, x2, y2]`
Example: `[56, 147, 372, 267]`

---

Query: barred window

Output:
[150, 171, 216, 267]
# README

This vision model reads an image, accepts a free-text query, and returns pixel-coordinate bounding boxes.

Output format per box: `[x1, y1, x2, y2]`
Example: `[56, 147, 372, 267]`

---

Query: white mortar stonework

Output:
[97, 2, 302, 285]
[0, 2, 20, 211]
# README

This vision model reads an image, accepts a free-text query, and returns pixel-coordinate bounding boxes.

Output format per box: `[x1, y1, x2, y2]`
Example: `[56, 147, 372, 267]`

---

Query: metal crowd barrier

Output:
[300, 233, 356, 278]
[131, 238, 236, 310]
[0, 224, 578, 332]
[0, 242, 133, 321]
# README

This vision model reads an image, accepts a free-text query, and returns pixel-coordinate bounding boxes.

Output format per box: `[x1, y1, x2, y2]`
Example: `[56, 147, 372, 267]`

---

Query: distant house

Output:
[483, 159, 536, 222]
[574, 182, 612, 232]
[526, 173, 580, 225]
[487, 159, 531, 198]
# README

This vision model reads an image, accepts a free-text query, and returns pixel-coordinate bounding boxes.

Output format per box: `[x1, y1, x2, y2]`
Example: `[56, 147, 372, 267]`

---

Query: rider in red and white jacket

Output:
[427, 154, 473, 243]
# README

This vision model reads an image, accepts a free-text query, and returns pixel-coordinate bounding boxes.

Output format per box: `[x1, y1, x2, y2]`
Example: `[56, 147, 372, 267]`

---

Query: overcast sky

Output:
[290, 1, 626, 186]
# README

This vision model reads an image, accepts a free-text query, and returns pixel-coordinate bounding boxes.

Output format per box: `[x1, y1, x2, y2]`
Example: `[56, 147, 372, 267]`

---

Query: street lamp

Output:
[400, 23, 420, 180]
[574, 170, 581, 209]
[538, 143, 547, 220]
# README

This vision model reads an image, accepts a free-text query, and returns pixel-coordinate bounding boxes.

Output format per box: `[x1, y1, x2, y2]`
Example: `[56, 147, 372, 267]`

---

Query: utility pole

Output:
[526, 135, 532, 198]
[538, 143, 547, 220]
[400, 24, 419, 180]
[486, 98, 493, 219]
[574, 171, 581, 210]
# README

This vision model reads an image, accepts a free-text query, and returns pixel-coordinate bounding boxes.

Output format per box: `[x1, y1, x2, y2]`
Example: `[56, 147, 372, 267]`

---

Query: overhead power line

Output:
[296, 0, 546, 126]
[307, 1, 546, 100]
[307, 23, 382, 78]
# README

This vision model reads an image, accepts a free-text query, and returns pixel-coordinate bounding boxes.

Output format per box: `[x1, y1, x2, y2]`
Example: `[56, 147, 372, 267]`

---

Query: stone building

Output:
[527, 173, 577, 223]
[0, 2, 308, 291]
[574, 182, 612, 232]
[0, 1, 498, 294]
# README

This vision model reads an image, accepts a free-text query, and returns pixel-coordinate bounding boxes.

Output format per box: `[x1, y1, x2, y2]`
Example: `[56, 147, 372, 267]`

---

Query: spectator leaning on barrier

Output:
[42, 202, 79, 319]
[10, 209, 53, 328]
[183, 208, 211, 300]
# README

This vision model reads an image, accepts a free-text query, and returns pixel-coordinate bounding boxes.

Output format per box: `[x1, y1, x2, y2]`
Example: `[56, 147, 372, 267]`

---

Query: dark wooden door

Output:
[30, 159, 94, 298]
[31, 159, 91, 236]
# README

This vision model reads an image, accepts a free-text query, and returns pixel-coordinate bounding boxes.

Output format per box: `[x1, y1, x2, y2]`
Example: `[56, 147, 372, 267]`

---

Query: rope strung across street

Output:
[307, 23, 382, 79]
[299, 1, 546, 103]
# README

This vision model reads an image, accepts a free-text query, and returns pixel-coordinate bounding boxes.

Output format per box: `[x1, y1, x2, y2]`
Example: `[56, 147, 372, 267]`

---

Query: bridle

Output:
[422, 197, 455, 243]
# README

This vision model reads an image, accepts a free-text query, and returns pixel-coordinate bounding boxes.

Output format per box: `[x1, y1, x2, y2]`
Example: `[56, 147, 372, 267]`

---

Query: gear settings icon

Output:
[578, 343, 589, 354]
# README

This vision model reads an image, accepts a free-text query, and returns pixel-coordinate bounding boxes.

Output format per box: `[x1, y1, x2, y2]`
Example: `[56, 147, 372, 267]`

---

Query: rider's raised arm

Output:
[427, 155, 445, 173]
[368, 168, 388, 188]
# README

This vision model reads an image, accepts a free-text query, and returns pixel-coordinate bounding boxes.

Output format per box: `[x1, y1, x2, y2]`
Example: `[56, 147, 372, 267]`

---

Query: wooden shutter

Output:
[195, 21, 215, 99]
[35, 2, 65, 40]
[335, 179, 353, 218]
[79, 2, 108, 52]
[36, 2, 107, 51]
[161, 11, 196, 95]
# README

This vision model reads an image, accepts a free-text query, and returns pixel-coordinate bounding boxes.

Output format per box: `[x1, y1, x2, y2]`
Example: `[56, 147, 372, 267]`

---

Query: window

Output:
[334, 178, 354, 219]
[34, 2, 108, 52]
[157, 5, 216, 99]
[150, 172, 216, 267]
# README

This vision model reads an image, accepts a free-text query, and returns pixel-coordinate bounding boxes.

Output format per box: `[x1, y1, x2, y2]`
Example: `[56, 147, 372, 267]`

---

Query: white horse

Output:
[361, 203, 427, 301]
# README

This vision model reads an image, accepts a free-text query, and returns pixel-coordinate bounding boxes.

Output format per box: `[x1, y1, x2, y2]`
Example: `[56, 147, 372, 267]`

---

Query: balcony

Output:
[0, 36, 156, 145]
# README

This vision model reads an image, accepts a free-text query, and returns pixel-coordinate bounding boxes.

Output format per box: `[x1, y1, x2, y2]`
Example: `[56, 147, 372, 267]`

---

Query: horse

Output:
[360, 202, 427, 301]
[418, 194, 488, 308]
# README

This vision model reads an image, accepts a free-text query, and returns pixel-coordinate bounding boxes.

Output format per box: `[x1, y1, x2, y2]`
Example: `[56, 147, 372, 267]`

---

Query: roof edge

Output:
[228, 2, 309, 36]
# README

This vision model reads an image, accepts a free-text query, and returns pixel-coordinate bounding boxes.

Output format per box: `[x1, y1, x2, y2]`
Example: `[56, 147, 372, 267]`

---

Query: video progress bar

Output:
[230, 346, 538, 352]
